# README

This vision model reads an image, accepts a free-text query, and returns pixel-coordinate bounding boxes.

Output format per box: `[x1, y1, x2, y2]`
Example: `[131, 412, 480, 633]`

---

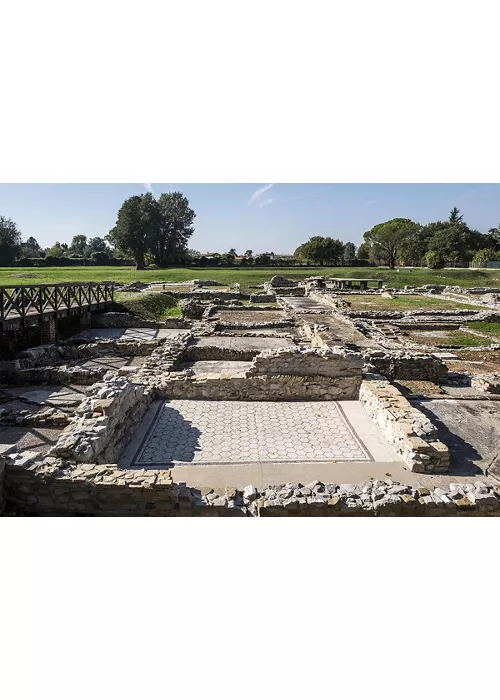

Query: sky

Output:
[0, 183, 499, 255]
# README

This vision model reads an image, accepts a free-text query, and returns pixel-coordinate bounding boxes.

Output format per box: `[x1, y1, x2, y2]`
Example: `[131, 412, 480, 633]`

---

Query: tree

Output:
[220, 250, 236, 266]
[486, 224, 500, 251]
[426, 225, 469, 263]
[70, 234, 88, 257]
[356, 242, 371, 261]
[343, 242, 356, 264]
[425, 251, 445, 269]
[471, 249, 500, 266]
[294, 236, 344, 265]
[449, 207, 464, 224]
[254, 253, 271, 265]
[0, 216, 22, 265]
[364, 218, 421, 269]
[91, 251, 111, 265]
[244, 249, 253, 258]
[45, 241, 69, 258]
[20, 235, 43, 259]
[108, 194, 157, 270]
[87, 237, 110, 254]
[153, 192, 196, 266]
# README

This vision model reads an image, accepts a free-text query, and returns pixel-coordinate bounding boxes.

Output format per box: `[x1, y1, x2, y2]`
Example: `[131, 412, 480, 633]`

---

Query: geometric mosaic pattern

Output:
[131, 400, 372, 466]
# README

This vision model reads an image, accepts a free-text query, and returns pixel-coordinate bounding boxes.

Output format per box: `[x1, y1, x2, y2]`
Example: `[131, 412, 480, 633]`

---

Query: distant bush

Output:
[425, 251, 445, 269]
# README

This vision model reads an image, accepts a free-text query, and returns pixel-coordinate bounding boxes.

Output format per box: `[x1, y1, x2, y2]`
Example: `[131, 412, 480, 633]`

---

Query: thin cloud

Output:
[248, 183, 274, 206]
[259, 198, 274, 208]
[288, 185, 332, 201]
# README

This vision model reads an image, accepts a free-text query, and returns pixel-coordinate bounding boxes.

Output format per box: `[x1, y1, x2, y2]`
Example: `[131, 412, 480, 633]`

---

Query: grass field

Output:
[1, 265, 500, 294]
[346, 295, 480, 311]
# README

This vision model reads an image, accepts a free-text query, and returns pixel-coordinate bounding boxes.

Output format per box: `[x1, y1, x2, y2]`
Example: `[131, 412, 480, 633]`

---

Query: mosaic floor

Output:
[126, 400, 372, 466]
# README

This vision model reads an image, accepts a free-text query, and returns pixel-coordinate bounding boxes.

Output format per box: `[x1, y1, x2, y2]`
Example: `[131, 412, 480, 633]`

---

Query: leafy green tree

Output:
[356, 242, 371, 261]
[343, 242, 356, 264]
[425, 251, 445, 269]
[70, 234, 88, 257]
[294, 236, 344, 265]
[0, 216, 22, 265]
[254, 253, 271, 265]
[244, 249, 253, 258]
[45, 241, 69, 258]
[364, 218, 421, 269]
[108, 193, 158, 269]
[471, 249, 500, 266]
[87, 236, 110, 254]
[486, 223, 500, 250]
[153, 192, 196, 266]
[220, 250, 236, 266]
[20, 236, 43, 258]
[426, 224, 469, 263]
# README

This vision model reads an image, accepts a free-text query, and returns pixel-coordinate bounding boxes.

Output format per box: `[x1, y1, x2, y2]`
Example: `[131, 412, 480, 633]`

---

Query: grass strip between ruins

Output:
[113, 292, 181, 320]
[346, 295, 480, 312]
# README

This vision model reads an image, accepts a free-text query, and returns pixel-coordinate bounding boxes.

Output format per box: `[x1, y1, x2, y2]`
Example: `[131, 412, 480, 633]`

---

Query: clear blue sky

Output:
[1, 183, 499, 254]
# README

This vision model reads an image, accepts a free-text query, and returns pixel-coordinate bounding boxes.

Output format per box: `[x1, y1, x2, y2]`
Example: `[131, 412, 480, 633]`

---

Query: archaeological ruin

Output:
[2, 274, 500, 516]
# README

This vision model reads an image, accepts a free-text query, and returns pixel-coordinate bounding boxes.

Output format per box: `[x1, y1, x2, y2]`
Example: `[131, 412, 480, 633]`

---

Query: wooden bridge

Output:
[0, 282, 114, 336]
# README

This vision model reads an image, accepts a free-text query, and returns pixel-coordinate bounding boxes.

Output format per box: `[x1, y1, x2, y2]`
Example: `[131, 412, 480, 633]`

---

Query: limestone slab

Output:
[19, 388, 84, 407]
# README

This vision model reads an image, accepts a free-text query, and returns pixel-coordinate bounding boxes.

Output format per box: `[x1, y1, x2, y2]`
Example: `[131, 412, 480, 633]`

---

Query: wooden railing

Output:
[0, 282, 114, 326]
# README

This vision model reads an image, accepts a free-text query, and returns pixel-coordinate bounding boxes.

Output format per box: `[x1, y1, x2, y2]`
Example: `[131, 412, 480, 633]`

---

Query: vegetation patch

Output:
[411, 330, 491, 348]
[466, 321, 500, 338]
[347, 294, 479, 312]
[113, 292, 180, 320]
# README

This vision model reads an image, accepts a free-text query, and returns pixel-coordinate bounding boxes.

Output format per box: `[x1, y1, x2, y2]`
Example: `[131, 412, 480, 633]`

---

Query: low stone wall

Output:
[359, 376, 449, 473]
[158, 374, 359, 401]
[48, 377, 152, 464]
[249, 293, 276, 303]
[363, 350, 448, 382]
[181, 344, 262, 362]
[215, 320, 293, 331]
[3, 462, 499, 516]
[246, 346, 364, 379]
[5, 364, 112, 386]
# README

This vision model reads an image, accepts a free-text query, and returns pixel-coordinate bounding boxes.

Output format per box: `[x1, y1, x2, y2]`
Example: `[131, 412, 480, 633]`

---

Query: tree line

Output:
[2, 199, 500, 270]
[294, 208, 500, 269]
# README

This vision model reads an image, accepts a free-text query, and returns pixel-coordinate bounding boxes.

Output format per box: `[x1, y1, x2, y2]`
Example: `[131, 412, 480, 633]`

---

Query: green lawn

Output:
[347, 295, 479, 312]
[1, 265, 499, 294]
[466, 321, 500, 338]
[114, 292, 181, 320]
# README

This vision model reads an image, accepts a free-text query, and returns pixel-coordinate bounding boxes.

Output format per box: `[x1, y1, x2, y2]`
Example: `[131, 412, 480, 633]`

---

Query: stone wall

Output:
[3, 461, 499, 516]
[363, 350, 448, 382]
[360, 376, 449, 473]
[48, 377, 152, 464]
[182, 343, 262, 362]
[246, 346, 364, 379]
[158, 374, 359, 401]
[249, 293, 276, 303]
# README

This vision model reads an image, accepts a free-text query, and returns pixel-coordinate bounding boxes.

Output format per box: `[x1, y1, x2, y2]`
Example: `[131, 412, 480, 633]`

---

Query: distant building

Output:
[270, 254, 294, 261]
